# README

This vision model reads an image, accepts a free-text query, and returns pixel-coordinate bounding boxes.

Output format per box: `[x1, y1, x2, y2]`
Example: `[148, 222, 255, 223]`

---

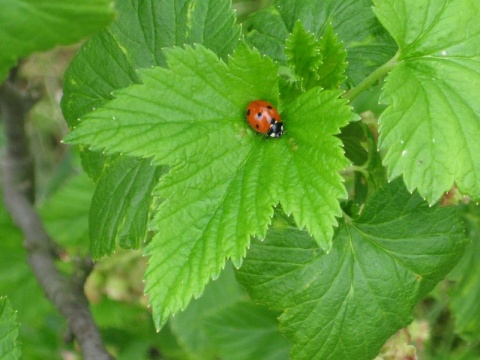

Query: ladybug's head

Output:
[267, 121, 284, 138]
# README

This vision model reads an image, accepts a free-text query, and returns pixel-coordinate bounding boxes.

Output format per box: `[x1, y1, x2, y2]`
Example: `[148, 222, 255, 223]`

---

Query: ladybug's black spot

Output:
[267, 105, 273, 109]
[257, 112, 262, 117]
[255, 124, 259, 129]
[246, 109, 250, 116]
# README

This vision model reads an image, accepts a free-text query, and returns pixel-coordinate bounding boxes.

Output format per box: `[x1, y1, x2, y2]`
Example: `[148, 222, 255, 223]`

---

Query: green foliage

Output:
[285, 22, 322, 91]
[204, 302, 290, 360]
[245, 0, 396, 85]
[167, 263, 289, 360]
[61, 0, 242, 260]
[374, 0, 480, 203]
[285, 21, 347, 91]
[61, 0, 241, 126]
[1, 0, 479, 358]
[60, 0, 476, 356]
[238, 180, 466, 360]
[0, 297, 21, 360]
[0, 0, 115, 83]
[450, 204, 480, 340]
[316, 24, 348, 89]
[65, 42, 353, 327]
[169, 264, 245, 359]
[88, 158, 165, 258]
[39, 172, 94, 249]
[0, 198, 64, 359]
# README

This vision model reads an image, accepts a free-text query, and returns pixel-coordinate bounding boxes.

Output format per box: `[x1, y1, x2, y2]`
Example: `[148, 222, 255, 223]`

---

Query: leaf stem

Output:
[344, 53, 400, 102]
[341, 164, 369, 178]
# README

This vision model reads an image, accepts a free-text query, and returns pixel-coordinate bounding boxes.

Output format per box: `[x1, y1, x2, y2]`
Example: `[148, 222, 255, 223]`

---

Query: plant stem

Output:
[344, 53, 400, 102]
[0, 79, 112, 360]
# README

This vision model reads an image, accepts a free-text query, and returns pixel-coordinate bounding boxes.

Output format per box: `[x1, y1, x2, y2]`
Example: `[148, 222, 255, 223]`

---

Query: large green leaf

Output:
[237, 180, 466, 360]
[0, 298, 21, 360]
[65, 43, 353, 327]
[374, 0, 480, 203]
[0, 0, 115, 83]
[61, 0, 241, 257]
[245, 0, 396, 86]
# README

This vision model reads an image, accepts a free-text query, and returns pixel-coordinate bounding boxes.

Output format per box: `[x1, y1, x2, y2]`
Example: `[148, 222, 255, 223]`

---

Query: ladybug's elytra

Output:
[245, 100, 284, 138]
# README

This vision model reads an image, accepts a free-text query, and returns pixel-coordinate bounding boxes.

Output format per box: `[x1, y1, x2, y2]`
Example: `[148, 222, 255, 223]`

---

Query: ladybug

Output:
[245, 100, 284, 138]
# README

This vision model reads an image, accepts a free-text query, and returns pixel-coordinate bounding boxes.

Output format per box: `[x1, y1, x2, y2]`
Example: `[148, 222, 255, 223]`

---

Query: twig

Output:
[0, 79, 112, 360]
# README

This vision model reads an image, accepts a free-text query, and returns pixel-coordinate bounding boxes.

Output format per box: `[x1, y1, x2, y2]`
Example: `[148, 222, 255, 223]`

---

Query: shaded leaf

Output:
[170, 264, 244, 359]
[245, 0, 396, 85]
[238, 180, 466, 360]
[450, 203, 480, 340]
[39, 172, 94, 248]
[89, 158, 165, 258]
[0, 0, 115, 82]
[205, 302, 289, 360]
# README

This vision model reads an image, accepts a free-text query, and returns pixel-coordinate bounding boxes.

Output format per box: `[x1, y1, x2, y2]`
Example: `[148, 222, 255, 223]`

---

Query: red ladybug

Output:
[245, 100, 284, 138]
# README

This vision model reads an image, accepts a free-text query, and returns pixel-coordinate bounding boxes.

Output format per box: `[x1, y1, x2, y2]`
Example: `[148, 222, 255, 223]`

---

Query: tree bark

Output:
[0, 80, 112, 360]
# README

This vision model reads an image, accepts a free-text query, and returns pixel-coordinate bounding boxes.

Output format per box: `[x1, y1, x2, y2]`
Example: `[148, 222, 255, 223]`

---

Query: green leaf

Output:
[285, 21, 346, 91]
[373, 0, 480, 203]
[285, 21, 347, 91]
[316, 23, 347, 89]
[245, 0, 396, 86]
[89, 157, 165, 258]
[60, 0, 241, 256]
[39, 172, 94, 248]
[204, 302, 290, 360]
[0, 0, 115, 83]
[338, 121, 369, 166]
[170, 264, 244, 359]
[237, 180, 466, 360]
[0, 297, 21, 360]
[285, 22, 322, 91]
[65, 43, 353, 328]
[61, 0, 241, 127]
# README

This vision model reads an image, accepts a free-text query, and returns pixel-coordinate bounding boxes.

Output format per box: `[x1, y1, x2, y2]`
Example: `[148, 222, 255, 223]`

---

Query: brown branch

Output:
[0, 80, 113, 360]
